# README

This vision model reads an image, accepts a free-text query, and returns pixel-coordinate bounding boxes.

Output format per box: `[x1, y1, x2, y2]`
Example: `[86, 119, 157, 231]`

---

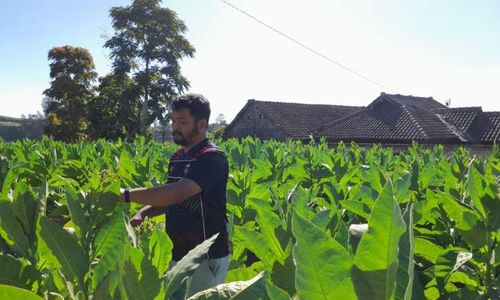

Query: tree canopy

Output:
[43, 46, 97, 141]
[104, 0, 195, 133]
[40, 1, 196, 141]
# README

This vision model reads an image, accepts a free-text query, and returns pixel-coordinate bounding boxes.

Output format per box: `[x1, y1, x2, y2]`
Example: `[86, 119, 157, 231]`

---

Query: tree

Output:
[43, 46, 97, 141]
[104, 0, 195, 134]
[215, 114, 227, 126]
[87, 73, 142, 140]
[209, 114, 228, 140]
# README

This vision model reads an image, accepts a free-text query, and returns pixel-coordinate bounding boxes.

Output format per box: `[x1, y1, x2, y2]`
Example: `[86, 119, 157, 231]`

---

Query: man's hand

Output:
[129, 205, 166, 227]
[130, 212, 144, 227]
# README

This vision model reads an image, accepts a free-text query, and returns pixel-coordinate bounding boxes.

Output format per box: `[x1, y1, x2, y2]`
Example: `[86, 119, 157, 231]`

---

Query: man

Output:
[119, 94, 231, 298]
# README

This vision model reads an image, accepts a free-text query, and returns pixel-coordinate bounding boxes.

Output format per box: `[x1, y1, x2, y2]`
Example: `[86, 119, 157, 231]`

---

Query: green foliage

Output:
[352, 182, 406, 300]
[0, 284, 44, 300]
[40, 0, 196, 141]
[163, 234, 219, 299]
[0, 137, 499, 299]
[105, 0, 195, 132]
[87, 73, 142, 140]
[188, 272, 268, 299]
[43, 46, 97, 141]
[292, 211, 355, 299]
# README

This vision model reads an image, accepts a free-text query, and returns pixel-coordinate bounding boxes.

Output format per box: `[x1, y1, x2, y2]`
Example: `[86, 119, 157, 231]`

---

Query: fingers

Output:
[130, 216, 143, 227]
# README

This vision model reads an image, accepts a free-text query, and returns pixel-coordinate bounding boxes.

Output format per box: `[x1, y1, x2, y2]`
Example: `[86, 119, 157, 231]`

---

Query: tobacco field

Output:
[0, 137, 499, 299]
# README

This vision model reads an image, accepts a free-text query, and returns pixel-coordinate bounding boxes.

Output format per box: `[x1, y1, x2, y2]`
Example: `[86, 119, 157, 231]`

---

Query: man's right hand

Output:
[129, 205, 166, 228]
[130, 212, 144, 227]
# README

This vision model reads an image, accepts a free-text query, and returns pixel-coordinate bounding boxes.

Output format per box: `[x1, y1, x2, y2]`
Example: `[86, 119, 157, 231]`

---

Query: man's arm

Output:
[120, 178, 202, 207]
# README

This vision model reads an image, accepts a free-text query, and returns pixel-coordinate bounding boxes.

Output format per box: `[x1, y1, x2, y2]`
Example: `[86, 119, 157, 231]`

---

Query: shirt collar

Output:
[183, 138, 209, 156]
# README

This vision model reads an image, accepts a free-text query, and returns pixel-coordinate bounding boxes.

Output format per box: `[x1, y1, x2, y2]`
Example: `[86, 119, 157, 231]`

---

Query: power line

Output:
[219, 0, 395, 92]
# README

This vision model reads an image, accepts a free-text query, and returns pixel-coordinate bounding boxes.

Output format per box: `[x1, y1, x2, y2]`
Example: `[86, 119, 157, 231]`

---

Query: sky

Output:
[1, 0, 500, 123]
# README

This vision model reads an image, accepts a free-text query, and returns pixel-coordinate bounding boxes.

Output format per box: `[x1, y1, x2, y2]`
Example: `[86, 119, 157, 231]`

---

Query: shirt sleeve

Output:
[185, 152, 228, 192]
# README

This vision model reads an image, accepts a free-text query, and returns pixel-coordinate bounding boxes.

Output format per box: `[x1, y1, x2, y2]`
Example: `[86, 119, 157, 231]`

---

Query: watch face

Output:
[183, 163, 191, 176]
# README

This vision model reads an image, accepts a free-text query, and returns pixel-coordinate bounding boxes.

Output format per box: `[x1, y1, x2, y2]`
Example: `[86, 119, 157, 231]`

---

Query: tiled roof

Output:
[226, 94, 499, 145]
[316, 94, 466, 143]
[481, 112, 500, 143]
[252, 100, 362, 139]
[381, 93, 448, 110]
[433, 107, 484, 142]
[433, 108, 500, 143]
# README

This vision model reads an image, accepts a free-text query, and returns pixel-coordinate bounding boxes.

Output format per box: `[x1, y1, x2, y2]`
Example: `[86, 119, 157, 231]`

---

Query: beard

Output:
[173, 124, 200, 146]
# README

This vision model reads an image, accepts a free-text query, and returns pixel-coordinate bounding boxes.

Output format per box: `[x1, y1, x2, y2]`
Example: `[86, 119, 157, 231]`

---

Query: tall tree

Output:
[87, 73, 142, 140]
[43, 46, 97, 141]
[104, 0, 195, 134]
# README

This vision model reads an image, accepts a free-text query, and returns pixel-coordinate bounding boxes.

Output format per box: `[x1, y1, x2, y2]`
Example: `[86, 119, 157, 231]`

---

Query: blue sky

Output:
[1, 0, 500, 121]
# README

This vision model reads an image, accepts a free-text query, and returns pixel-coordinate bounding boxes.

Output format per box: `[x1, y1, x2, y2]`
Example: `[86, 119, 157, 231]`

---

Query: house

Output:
[223, 99, 362, 140]
[224, 94, 499, 152]
[316, 93, 500, 147]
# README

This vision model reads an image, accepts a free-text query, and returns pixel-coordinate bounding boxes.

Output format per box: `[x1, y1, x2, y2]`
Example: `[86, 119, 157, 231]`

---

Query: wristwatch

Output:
[124, 188, 130, 203]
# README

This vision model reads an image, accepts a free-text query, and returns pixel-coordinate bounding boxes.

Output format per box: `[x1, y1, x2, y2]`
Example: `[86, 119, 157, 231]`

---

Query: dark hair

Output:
[171, 93, 211, 122]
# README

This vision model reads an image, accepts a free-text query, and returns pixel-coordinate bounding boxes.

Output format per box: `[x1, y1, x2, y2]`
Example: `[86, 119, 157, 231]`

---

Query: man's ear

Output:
[199, 119, 208, 130]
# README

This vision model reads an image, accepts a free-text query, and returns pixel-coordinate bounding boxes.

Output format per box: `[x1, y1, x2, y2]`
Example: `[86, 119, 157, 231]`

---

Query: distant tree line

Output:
[42, 0, 195, 142]
[0, 113, 46, 141]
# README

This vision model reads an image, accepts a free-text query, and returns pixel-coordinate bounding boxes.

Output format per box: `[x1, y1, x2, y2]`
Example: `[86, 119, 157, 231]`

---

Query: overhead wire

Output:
[219, 0, 395, 92]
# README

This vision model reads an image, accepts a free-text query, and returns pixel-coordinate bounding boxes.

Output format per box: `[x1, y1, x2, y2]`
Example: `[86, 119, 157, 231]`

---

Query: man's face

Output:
[171, 108, 201, 146]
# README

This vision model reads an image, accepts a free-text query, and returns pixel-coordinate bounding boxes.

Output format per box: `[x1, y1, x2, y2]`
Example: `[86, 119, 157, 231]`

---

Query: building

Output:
[223, 99, 362, 140]
[224, 93, 500, 152]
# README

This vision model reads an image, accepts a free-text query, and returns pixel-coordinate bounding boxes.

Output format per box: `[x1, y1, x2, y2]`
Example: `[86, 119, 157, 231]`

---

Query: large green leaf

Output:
[93, 207, 126, 259]
[187, 272, 268, 300]
[233, 226, 278, 270]
[248, 198, 286, 262]
[467, 166, 486, 217]
[0, 284, 43, 300]
[288, 186, 313, 220]
[0, 254, 39, 288]
[438, 192, 488, 249]
[352, 182, 406, 300]
[270, 253, 296, 297]
[0, 200, 30, 257]
[292, 211, 355, 300]
[481, 194, 500, 231]
[434, 247, 473, 294]
[414, 238, 443, 264]
[163, 234, 219, 299]
[226, 264, 262, 282]
[366, 165, 383, 193]
[123, 245, 161, 300]
[341, 200, 371, 220]
[123, 260, 149, 300]
[38, 217, 88, 285]
[34, 181, 48, 224]
[92, 270, 118, 300]
[117, 149, 138, 185]
[251, 158, 273, 182]
[12, 183, 37, 241]
[266, 281, 291, 300]
[395, 201, 414, 300]
[1, 168, 16, 195]
[64, 185, 89, 245]
[91, 243, 125, 291]
[148, 229, 173, 277]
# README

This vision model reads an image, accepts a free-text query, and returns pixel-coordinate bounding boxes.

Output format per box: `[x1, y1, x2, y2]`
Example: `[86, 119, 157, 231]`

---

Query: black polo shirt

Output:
[165, 139, 230, 261]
